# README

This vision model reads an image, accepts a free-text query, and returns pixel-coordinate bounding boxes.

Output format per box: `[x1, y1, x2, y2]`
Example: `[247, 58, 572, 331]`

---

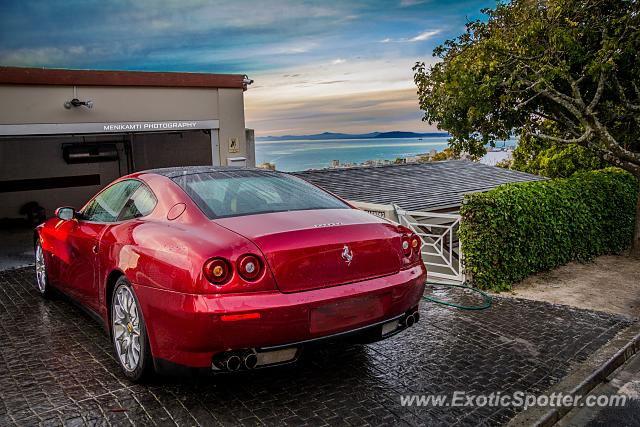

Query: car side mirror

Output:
[55, 207, 76, 221]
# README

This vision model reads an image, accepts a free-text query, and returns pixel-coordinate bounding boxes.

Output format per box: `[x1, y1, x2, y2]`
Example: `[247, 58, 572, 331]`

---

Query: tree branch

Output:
[516, 92, 542, 109]
[612, 74, 640, 112]
[567, 75, 586, 108]
[586, 71, 607, 114]
[588, 115, 640, 165]
[580, 140, 640, 176]
[533, 129, 592, 145]
[530, 110, 582, 137]
[537, 86, 586, 122]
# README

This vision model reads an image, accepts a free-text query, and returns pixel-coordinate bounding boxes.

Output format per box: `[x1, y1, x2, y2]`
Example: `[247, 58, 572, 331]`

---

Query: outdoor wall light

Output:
[64, 98, 94, 109]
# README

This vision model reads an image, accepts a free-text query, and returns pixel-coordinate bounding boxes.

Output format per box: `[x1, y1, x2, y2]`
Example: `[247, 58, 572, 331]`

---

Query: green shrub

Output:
[459, 168, 639, 291]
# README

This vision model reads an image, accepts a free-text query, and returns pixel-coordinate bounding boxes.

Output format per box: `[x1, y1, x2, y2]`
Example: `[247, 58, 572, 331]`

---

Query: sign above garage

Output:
[0, 119, 220, 136]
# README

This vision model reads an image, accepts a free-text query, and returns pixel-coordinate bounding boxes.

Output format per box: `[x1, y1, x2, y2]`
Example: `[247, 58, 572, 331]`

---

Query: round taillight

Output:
[203, 258, 231, 284]
[411, 236, 420, 249]
[238, 254, 262, 281]
[402, 236, 412, 256]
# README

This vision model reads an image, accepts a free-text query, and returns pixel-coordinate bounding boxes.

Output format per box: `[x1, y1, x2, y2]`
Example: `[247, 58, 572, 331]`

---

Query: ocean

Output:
[255, 136, 514, 172]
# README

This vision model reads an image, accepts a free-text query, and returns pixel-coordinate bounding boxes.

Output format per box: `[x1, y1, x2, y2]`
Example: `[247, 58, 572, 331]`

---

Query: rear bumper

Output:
[134, 264, 426, 369]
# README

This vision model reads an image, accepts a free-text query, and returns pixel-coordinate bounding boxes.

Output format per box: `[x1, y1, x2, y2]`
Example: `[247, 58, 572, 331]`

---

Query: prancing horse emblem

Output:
[341, 245, 353, 266]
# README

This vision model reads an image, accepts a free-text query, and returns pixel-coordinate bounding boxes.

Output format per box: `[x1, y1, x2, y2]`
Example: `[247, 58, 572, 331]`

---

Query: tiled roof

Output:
[292, 160, 544, 211]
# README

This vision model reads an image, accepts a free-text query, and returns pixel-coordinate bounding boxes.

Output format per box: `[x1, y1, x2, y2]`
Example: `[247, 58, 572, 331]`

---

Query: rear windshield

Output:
[174, 170, 349, 219]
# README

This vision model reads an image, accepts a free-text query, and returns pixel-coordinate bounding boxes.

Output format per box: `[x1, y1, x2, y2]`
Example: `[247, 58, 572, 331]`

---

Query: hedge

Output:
[459, 168, 639, 291]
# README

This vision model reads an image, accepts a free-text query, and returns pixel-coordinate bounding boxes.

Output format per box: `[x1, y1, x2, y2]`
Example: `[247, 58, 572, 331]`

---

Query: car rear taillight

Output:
[402, 236, 412, 257]
[399, 226, 422, 263]
[411, 235, 421, 251]
[237, 254, 263, 281]
[203, 258, 231, 284]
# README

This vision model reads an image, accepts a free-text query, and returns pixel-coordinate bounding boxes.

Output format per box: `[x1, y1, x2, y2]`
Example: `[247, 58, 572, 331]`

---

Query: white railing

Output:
[394, 206, 464, 282]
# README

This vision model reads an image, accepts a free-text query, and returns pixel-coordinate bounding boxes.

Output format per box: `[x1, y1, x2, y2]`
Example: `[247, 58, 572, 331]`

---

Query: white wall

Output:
[0, 84, 248, 166]
[0, 85, 221, 124]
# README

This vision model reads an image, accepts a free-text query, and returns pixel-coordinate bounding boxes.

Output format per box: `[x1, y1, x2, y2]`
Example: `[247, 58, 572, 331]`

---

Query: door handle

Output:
[92, 245, 99, 254]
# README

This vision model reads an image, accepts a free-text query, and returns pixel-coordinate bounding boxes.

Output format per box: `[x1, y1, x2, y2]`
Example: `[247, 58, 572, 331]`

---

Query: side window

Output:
[118, 185, 157, 221]
[82, 180, 142, 223]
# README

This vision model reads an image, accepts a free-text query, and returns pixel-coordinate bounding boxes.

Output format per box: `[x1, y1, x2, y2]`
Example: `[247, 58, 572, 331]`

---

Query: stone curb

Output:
[508, 323, 640, 427]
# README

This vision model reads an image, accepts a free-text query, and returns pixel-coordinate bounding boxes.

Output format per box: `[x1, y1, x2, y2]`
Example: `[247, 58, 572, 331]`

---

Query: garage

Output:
[0, 66, 254, 268]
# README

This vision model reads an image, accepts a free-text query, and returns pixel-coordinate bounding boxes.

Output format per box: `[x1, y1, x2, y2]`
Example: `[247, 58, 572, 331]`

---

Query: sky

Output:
[0, 0, 498, 136]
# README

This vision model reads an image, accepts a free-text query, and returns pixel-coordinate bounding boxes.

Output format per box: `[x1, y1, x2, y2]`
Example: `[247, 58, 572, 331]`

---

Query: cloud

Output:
[0, 46, 112, 67]
[272, 42, 317, 55]
[246, 87, 437, 135]
[0, 0, 466, 135]
[400, 0, 428, 6]
[408, 29, 441, 41]
[244, 56, 439, 136]
[379, 29, 441, 43]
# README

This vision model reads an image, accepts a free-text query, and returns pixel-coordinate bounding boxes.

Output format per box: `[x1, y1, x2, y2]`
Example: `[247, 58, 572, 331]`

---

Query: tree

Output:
[429, 148, 458, 161]
[413, 0, 640, 255]
[509, 133, 607, 178]
[415, 147, 465, 162]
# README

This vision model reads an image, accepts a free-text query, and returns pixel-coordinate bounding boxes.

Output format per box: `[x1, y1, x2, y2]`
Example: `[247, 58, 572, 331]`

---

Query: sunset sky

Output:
[0, 0, 497, 136]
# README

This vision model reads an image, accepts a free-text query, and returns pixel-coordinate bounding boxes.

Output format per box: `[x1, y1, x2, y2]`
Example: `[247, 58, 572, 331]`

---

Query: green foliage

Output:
[430, 148, 458, 161]
[459, 168, 639, 291]
[510, 133, 607, 178]
[413, 0, 640, 172]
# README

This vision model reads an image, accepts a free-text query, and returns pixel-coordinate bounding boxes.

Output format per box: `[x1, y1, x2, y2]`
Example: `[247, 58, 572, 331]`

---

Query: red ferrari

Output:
[35, 167, 426, 381]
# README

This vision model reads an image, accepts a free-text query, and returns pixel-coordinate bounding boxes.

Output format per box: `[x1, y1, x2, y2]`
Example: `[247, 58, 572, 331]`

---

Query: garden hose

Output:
[423, 281, 492, 310]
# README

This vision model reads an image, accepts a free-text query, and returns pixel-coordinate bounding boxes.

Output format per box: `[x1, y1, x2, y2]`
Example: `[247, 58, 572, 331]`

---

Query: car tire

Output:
[111, 277, 154, 382]
[34, 238, 54, 299]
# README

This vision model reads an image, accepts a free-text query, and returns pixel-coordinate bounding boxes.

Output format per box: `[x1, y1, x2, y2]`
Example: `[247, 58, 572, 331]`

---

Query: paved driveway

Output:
[0, 267, 631, 426]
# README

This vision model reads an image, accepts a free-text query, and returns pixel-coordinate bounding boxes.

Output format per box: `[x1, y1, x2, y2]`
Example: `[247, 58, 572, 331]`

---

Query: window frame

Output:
[79, 178, 157, 224]
[116, 183, 159, 222]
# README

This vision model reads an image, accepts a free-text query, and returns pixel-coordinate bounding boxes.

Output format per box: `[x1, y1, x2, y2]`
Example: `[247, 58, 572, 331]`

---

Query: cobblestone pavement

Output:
[0, 267, 632, 426]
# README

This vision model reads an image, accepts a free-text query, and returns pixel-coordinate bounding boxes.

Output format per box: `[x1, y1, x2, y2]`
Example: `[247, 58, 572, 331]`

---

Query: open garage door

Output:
[0, 127, 220, 270]
[0, 128, 220, 221]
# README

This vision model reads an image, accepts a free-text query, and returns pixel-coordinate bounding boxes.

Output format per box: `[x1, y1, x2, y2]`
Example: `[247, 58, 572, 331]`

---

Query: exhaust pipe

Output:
[225, 355, 242, 371]
[405, 313, 415, 327]
[404, 311, 420, 328]
[213, 347, 297, 372]
[244, 353, 258, 370]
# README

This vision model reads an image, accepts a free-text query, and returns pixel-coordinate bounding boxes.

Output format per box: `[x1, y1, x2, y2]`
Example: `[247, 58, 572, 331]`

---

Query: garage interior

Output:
[1, 130, 215, 218]
[0, 66, 253, 269]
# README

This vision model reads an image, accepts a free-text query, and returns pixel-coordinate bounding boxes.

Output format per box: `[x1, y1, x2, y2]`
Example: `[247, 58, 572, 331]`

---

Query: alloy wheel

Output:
[112, 285, 142, 372]
[35, 242, 47, 293]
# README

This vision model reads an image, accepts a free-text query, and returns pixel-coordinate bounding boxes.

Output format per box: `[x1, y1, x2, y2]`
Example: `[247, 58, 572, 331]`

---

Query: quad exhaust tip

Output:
[218, 351, 259, 371]
[244, 353, 258, 370]
[225, 355, 242, 371]
[404, 311, 420, 328]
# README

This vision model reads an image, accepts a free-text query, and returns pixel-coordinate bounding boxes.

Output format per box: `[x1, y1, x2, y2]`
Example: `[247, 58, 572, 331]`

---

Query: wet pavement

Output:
[0, 267, 633, 426]
[559, 350, 640, 426]
[0, 226, 34, 271]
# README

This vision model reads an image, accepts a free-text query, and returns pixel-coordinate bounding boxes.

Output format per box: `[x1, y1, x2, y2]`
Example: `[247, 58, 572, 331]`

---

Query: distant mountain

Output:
[256, 131, 449, 141]
[372, 131, 448, 139]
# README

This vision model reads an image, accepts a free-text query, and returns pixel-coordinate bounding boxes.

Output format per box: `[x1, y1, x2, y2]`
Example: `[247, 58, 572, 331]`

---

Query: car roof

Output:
[139, 166, 282, 179]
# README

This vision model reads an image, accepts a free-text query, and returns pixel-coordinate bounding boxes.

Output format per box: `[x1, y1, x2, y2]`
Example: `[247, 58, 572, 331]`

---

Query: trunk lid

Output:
[215, 209, 402, 293]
